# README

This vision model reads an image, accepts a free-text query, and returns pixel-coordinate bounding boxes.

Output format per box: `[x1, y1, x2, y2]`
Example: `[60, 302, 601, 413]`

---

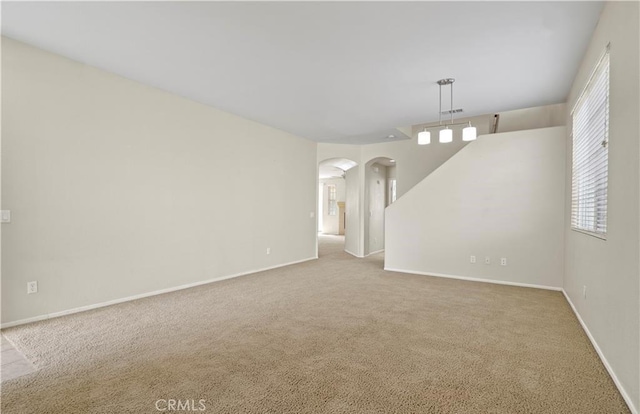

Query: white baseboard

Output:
[383, 267, 562, 291]
[0, 256, 318, 330]
[561, 289, 637, 414]
[344, 249, 364, 258]
[344, 249, 384, 258]
[366, 249, 385, 257]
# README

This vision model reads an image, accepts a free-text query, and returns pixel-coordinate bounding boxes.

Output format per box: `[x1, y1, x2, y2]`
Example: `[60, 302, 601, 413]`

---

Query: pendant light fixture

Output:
[417, 78, 477, 145]
[438, 78, 455, 143]
[439, 127, 453, 143]
[462, 122, 477, 141]
[418, 130, 430, 145]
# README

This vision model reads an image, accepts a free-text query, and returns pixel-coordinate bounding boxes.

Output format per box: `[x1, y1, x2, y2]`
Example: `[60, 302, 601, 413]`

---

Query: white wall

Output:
[563, 2, 640, 411]
[496, 103, 566, 134]
[1, 38, 318, 325]
[385, 127, 566, 290]
[386, 165, 397, 180]
[319, 177, 345, 235]
[344, 166, 360, 256]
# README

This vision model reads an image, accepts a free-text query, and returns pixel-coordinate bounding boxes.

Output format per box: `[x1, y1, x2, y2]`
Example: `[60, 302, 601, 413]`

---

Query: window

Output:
[571, 46, 609, 238]
[388, 179, 397, 205]
[327, 185, 337, 216]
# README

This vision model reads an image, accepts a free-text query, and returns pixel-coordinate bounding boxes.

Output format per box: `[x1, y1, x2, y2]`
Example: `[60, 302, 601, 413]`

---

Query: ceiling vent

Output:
[441, 108, 464, 115]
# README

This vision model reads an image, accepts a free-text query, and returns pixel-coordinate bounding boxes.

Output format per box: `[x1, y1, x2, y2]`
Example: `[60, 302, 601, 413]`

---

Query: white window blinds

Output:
[328, 185, 337, 216]
[571, 47, 610, 238]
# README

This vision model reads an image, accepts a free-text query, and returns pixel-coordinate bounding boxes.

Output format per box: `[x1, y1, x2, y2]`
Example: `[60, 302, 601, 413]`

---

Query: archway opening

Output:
[364, 157, 397, 257]
[318, 158, 358, 257]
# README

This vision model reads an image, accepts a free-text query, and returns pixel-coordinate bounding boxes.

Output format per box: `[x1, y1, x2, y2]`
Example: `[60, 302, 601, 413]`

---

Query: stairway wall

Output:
[385, 126, 566, 289]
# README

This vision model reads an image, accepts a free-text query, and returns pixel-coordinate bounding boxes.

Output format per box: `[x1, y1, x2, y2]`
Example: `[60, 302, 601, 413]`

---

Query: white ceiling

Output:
[2, 1, 602, 145]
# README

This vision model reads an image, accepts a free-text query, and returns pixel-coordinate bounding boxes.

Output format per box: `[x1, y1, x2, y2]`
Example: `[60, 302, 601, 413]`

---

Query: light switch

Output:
[1, 210, 11, 223]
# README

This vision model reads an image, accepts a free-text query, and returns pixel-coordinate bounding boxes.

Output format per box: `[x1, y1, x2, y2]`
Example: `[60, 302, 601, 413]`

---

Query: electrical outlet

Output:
[583, 285, 587, 299]
[470, 255, 476, 264]
[500, 258, 507, 266]
[266, 247, 271, 255]
[27, 281, 38, 294]
[485, 257, 491, 265]
[1, 210, 11, 223]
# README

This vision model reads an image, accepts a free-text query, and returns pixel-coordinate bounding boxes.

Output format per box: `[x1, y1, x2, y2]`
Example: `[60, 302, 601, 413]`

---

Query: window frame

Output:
[570, 44, 610, 240]
[327, 184, 337, 216]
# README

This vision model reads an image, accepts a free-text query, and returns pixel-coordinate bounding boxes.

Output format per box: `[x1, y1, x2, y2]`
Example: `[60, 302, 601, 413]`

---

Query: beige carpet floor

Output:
[0, 235, 630, 413]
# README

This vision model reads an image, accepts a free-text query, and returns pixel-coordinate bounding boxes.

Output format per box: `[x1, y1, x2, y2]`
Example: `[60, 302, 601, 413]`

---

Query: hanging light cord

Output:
[438, 83, 442, 126]
[450, 81, 454, 125]
[417, 77, 476, 145]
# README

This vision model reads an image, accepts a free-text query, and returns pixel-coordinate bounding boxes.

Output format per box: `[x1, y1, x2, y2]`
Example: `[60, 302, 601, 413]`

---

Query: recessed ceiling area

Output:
[1, 1, 603, 144]
[319, 158, 358, 179]
[368, 158, 396, 168]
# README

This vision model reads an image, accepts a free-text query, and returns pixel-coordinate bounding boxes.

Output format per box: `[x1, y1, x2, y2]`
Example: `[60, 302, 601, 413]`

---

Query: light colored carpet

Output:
[0, 235, 630, 413]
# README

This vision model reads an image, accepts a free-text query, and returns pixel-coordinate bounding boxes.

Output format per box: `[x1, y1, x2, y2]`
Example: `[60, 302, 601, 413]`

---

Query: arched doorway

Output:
[318, 158, 358, 257]
[363, 157, 397, 257]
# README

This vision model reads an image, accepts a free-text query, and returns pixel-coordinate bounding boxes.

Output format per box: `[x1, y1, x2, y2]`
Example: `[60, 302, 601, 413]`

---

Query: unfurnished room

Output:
[0, 1, 639, 413]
